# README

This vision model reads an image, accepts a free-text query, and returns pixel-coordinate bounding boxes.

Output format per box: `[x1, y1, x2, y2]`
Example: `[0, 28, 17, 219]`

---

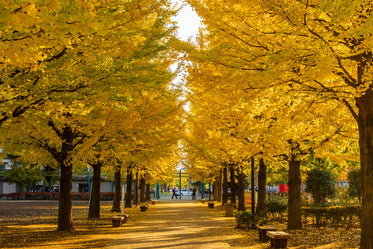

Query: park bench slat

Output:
[266, 231, 290, 239]
[266, 231, 290, 248]
[257, 225, 277, 242]
[112, 214, 129, 227]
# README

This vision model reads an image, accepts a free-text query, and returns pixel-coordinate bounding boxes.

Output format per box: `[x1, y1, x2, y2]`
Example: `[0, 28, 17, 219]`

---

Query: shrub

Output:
[305, 169, 336, 204]
[265, 199, 287, 220]
[347, 169, 361, 202]
[3, 162, 47, 190]
[302, 204, 361, 230]
[234, 211, 258, 229]
[256, 211, 269, 225]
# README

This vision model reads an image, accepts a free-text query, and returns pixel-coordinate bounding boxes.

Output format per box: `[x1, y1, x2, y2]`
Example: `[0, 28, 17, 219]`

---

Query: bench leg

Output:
[271, 238, 288, 248]
[259, 231, 266, 242]
[259, 230, 271, 242]
[112, 219, 122, 227]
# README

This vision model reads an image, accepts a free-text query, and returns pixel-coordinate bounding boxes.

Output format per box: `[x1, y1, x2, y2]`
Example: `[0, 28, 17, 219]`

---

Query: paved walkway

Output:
[106, 200, 253, 249]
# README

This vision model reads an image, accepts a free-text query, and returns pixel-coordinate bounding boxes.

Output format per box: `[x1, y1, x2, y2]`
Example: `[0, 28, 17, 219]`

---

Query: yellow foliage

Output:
[181, 0, 362, 181]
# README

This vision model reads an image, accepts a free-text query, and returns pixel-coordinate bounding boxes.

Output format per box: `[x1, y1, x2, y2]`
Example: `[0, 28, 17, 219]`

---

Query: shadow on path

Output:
[107, 201, 260, 249]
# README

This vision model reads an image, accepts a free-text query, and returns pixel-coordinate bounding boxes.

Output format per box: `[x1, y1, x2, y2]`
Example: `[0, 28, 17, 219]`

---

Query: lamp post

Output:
[156, 182, 160, 199]
[88, 166, 91, 193]
[121, 183, 124, 215]
[179, 169, 182, 199]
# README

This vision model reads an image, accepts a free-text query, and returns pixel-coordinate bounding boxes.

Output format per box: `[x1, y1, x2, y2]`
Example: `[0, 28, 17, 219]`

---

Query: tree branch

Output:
[48, 120, 63, 138]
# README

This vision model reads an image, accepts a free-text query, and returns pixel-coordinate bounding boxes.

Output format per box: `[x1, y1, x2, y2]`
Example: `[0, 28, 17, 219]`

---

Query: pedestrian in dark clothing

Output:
[192, 188, 196, 200]
[172, 187, 178, 199]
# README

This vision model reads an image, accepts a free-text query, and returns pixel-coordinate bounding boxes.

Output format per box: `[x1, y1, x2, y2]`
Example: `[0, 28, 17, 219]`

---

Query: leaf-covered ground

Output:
[0, 200, 360, 248]
[0, 200, 142, 248]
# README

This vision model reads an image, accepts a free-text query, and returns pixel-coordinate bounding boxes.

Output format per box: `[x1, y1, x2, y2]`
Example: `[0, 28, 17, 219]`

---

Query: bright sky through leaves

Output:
[171, 0, 202, 41]
[170, 0, 201, 114]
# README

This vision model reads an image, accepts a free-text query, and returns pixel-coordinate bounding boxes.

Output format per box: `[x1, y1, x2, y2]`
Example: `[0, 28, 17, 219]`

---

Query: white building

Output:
[0, 153, 20, 194]
[1, 155, 114, 195]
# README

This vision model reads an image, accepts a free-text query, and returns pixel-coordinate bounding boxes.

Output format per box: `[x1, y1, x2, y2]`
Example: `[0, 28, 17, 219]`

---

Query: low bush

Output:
[265, 199, 287, 220]
[234, 211, 258, 229]
[302, 204, 361, 230]
[0, 191, 113, 201]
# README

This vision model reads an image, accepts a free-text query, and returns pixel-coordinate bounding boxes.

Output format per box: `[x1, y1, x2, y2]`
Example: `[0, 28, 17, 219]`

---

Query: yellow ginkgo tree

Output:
[181, 9, 359, 229]
[185, 1, 372, 246]
[0, 0, 178, 231]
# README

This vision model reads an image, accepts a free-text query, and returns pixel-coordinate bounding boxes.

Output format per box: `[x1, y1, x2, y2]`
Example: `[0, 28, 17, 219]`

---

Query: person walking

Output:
[171, 187, 178, 199]
[192, 188, 196, 200]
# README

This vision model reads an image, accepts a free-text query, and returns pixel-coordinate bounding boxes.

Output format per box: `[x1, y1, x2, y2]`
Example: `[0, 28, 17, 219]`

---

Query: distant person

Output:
[171, 187, 178, 199]
[192, 188, 196, 200]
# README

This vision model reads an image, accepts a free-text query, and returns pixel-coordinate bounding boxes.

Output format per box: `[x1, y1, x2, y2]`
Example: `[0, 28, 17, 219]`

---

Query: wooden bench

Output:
[223, 203, 235, 217]
[111, 214, 129, 227]
[257, 225, 277, 242]
[266, 231, 290, 248]
[140, 204, 148, 212]
[122, 214, 129, 223]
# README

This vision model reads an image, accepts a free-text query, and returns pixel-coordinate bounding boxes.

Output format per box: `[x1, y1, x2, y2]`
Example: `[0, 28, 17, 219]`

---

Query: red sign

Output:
[279, 184, 288, 192]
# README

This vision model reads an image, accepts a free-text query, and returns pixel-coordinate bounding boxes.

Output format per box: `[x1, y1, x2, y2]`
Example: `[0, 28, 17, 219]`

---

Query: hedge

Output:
[0, 192, 114, 201]
[302, 204, 361, 230]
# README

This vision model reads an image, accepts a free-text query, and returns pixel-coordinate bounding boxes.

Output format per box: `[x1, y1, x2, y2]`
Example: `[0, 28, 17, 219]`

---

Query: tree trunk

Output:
[213, 171, 222, 202]
[111, 166, 121, 212]
[313, 188, 322, 205]
[251, 157, 255, 215]
[140, 175, 145, 203]
[230, 166, 236, 204]
[213, 177, 218, 201]
[237, 166, 246, 211]
[145, 183, 151, 201]
[356, 88, 373, 249]
[88, 162, 102, 219]
[256, 158, 267, 214]
[217, 170, 222, 202]
[57, 126, 74, 232]
[125, 166, 133, 208]
[222, 167, 228, 205]
[163, 184, 167, 193]
[287, 156, 302, 230]
[45, 175, 52, 192]
[133, 171, 139, 206]
[58, 161, 74, 231]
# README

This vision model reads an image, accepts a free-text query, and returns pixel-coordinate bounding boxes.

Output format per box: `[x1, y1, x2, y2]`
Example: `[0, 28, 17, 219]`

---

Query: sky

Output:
[170, 1, 201, 170]
[169, 0, 202, 81]
[171, 0, 202, 41]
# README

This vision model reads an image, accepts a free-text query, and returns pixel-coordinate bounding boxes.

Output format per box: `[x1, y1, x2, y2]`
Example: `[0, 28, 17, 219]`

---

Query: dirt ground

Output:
[0, 200, 361, 249]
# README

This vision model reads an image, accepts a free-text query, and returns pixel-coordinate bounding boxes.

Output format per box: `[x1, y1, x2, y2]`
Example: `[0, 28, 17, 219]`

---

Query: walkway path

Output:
[106, 200, 255, 249]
